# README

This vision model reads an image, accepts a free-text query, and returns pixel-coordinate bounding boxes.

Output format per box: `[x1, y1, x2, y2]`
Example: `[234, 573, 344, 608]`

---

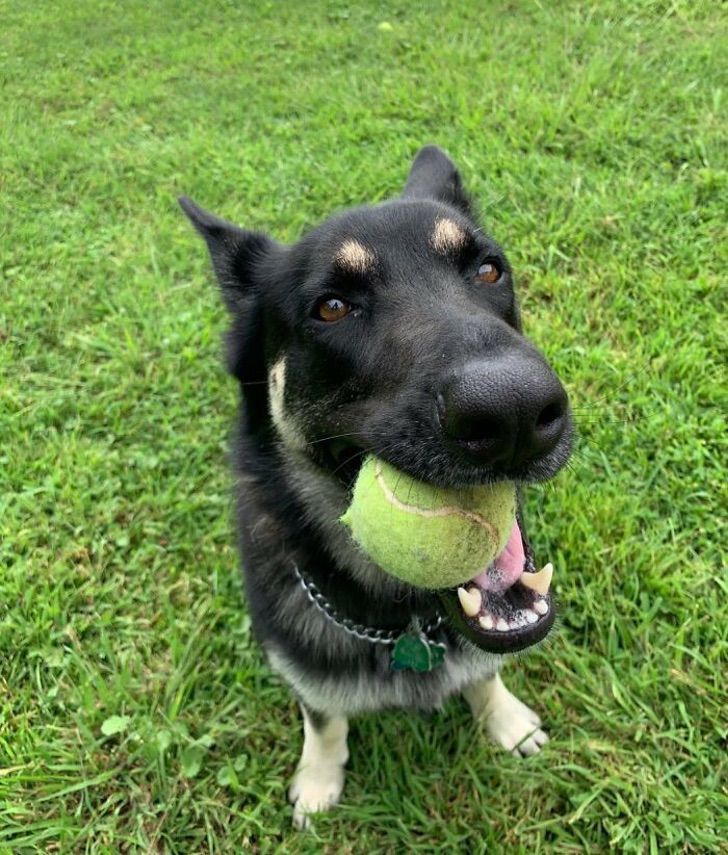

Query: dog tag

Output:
[391, 633, 445, 672]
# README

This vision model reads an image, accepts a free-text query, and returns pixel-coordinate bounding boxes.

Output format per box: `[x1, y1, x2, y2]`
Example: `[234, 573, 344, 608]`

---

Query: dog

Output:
[180, 145, 573, 829]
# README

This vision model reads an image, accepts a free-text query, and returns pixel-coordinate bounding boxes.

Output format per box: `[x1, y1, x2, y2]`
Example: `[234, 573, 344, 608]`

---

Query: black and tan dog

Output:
[180, 146, 572, 828]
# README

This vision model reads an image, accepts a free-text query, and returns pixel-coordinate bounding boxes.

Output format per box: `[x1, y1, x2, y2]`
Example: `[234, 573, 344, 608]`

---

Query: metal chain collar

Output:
[291, 562, 445, 648]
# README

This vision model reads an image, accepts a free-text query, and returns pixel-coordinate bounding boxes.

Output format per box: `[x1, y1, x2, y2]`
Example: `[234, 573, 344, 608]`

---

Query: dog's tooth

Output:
[479, 614, 494, 630]
[457, 586, 482, 618]
[525, 609, 539, 624]
[520, 562, 553, 596]
[534, 599, 549, 616]
[496, 618, 509, 632]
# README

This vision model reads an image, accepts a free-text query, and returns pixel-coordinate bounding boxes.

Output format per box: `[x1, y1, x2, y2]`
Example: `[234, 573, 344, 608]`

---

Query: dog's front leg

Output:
[288, 705, 349, 829]
[463, 672, 548, 757]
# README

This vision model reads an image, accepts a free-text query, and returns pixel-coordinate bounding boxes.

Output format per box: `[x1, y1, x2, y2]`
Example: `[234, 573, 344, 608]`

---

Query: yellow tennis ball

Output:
[341, 456, 516, 589]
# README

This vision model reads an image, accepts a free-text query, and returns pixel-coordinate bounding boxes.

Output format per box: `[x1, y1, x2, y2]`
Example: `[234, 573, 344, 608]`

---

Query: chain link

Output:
[291, 563, 444, 646]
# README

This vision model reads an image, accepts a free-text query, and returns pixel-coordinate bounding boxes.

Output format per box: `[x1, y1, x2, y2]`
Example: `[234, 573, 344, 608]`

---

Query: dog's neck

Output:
[292, 561, 444, 643]
[276, 441, 441, 622]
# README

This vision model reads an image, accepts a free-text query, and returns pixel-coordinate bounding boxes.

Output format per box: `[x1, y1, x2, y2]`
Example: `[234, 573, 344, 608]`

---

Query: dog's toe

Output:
[289, 763, 345, 830]
[511, 727, 549, 757]
[485, 690, 548, 756]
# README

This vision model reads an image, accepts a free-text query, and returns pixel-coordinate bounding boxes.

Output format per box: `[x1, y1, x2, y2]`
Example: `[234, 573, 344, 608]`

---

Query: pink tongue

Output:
[471, 521, 525, 592]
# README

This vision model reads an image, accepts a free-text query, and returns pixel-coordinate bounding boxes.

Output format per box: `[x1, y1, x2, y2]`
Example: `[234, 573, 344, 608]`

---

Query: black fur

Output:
[180, 146, 573, 714]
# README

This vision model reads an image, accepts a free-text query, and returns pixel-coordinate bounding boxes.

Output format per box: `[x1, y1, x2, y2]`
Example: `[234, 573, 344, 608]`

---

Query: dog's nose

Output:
[437, 358, 569, 467]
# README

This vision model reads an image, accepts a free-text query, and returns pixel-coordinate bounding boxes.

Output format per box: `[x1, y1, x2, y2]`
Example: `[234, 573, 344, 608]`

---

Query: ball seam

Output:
[374, 460, 500, 542]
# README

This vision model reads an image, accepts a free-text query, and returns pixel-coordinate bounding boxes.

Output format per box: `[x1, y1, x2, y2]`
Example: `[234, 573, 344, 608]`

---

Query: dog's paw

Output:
[288, 763, 345, 830]
[487, 692, 548, 757]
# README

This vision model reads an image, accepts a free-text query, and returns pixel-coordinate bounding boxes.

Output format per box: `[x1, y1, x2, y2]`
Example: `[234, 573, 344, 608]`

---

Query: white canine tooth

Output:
[525, 609, 539, 624]
[479, 614, 494, 630]
[496, 618, 509, 632]
[534, 599, 549, 616]
[520, 562, 553, 596]
[457, 586, 482, 618]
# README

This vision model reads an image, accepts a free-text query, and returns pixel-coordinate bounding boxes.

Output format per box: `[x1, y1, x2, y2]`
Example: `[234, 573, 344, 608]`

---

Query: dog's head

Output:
[181, 146, 573, 653]
[181, 146, 572, 486]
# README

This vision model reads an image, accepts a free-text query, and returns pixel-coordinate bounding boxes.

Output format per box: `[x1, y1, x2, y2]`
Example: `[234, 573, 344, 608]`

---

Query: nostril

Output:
[437, 391, 508, 447]
[535, 400, 565, 429]
[455, 416, 503, 444]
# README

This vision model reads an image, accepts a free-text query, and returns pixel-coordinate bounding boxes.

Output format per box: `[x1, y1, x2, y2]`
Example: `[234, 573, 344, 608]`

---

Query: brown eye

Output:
[316, 297, 351, 322]
[476, 261, 502, 284]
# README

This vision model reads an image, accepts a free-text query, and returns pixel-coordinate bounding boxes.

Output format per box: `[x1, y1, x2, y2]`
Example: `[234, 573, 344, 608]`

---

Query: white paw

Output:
[487, 692, 549, 757]
[289, 763, 345, 830]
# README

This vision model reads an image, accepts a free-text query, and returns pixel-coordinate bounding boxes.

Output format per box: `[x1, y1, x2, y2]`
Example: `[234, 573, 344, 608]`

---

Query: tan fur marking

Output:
[431, 217, 466, 253]
[268, 357, 307, 451]
[335, 239, 375, 273]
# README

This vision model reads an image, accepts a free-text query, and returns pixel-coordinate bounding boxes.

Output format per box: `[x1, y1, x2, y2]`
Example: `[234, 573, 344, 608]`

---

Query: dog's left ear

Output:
[178, 195, 278, 313]
[401, 145, 472, 217]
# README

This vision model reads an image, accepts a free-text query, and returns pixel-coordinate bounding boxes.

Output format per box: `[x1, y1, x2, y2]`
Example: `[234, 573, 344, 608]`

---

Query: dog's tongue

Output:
[471, 520, 525, 592]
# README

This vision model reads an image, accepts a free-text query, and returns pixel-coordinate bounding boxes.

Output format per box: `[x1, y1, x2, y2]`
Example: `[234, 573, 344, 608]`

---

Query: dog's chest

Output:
[267, 638, 500, 717]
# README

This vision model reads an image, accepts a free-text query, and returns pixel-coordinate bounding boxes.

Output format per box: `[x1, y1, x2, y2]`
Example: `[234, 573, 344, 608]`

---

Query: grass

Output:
[1, 0, 726, 850]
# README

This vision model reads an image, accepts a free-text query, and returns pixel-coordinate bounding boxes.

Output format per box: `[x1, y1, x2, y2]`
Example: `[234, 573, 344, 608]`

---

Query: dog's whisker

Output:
[568, 377, 637, 410]
[307, 431, 367, 447]
[330, 448, 371, 478]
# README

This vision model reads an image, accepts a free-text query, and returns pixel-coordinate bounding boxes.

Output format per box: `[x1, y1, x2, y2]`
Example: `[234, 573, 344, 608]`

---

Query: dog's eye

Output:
[476, 260, 502, 284]
[316, 297, 351, 322]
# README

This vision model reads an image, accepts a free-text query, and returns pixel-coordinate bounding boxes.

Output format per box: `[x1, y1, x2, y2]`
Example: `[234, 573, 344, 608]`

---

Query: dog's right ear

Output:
[178, 196, 278, 313]
[401, 145, 472, 217]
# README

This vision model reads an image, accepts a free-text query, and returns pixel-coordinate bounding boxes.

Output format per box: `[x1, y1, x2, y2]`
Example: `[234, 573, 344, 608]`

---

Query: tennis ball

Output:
[341, 456, 516, 589]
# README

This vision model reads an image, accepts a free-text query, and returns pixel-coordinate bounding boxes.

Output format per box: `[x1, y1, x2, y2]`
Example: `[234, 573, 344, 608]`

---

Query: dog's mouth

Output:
[324, 438, 556, 654]
[437, 516, 555, 654]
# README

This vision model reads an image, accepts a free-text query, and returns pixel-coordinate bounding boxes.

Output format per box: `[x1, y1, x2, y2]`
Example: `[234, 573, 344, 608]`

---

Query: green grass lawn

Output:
[2, 0, 726, 850]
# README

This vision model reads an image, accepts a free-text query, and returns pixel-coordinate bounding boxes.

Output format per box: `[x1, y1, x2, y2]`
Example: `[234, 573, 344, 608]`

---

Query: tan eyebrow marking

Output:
[431, 217, 466, 253]
[335, 239, 375, 273]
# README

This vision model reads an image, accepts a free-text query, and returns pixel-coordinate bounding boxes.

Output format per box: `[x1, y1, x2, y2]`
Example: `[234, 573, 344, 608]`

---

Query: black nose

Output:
[437, 358, 569, 468]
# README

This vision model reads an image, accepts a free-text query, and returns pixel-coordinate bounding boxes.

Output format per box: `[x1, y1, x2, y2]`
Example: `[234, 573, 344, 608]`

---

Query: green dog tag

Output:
[391, 633, 445, 672]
